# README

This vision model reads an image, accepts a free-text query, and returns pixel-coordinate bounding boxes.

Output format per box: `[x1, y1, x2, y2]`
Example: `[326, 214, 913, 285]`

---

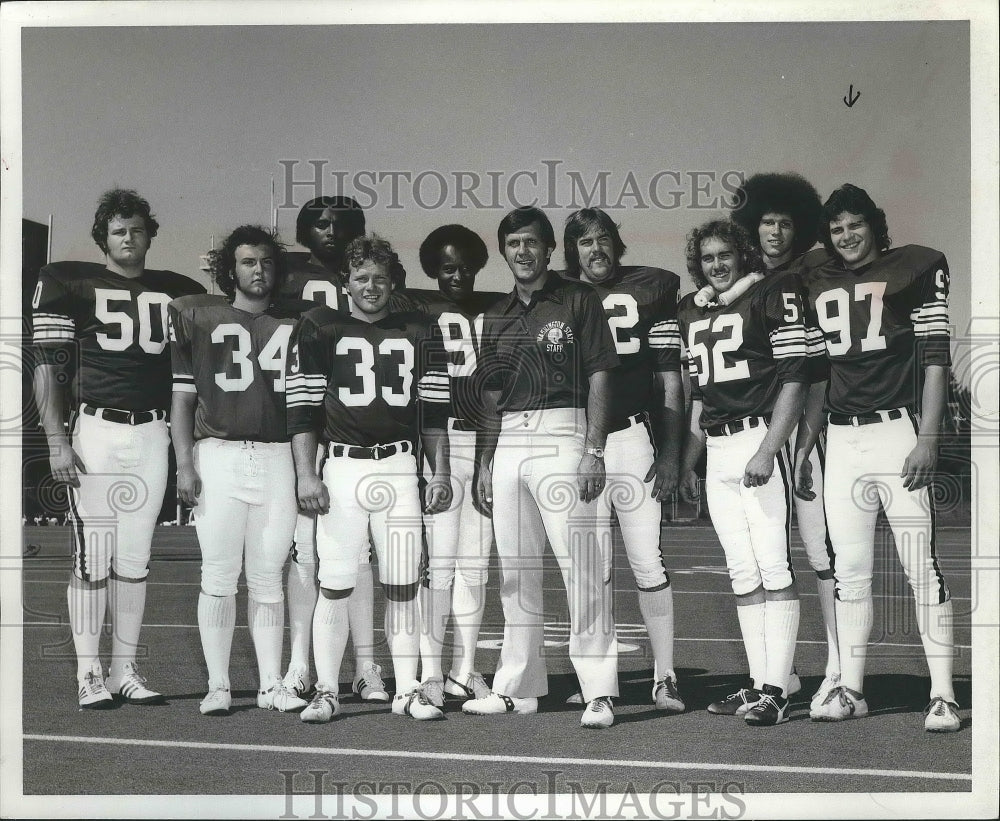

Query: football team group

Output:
[30, 171, 961, 733]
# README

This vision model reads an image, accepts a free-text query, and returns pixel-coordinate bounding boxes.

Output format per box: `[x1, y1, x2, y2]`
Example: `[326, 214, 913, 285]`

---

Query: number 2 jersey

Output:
[389, 289, 506, 429]
[571, 266, 682, 422]
[285, 306, 450, 447]
[32, 261, 205, 411]
[277, 253, 351, 313]
[798, 245, 951, 415]
[676, 272, 813, 430]
[168, 294, 313, 442]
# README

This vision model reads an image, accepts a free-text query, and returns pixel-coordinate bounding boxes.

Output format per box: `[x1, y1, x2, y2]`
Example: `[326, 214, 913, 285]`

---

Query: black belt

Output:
[705, 415, 769, 437]
[82, 405, 165, 425]
[610, 412, 648, 433]
[449, 418, 478, 432]
[327, 441, 412, 460]
[828, 408, 906, 426]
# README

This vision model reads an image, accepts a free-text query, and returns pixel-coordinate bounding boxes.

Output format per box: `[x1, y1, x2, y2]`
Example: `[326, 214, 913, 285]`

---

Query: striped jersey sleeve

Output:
[417, 329, 451, 430]
[765, 274, 810, 384]
[911, 259, 951, 367]
[648, 276, 682, 371]
[31, 269, 76, 350]
[285, 312, 329, 436]
[167, 301, 196, 393]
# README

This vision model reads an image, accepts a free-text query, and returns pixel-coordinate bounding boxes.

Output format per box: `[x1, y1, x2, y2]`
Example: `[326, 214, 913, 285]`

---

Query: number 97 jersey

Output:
[677, 272, 811, 430]
[169, 294, 312, 441]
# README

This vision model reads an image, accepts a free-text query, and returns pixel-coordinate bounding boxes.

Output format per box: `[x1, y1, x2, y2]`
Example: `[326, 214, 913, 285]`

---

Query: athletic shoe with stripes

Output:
[444, 671, 491, 700]
[810, 673, 842, 712]
[462, 693, 538, 715]
[392, 687, 444, 720]
[745, 684, 789, 726]
[809, 686, 868, 721]
[199, 685, 232, 716]
[923, 697, 960, 732]
[301, 686, 341, 723]
[258, 678, 308, 712]
[420, 678, 445, 708]
[653, 674, 685, 712]
[106, 662, 164, 705]
[282, 666, 313, 702]
[707, 687, 761, 716]
[78, 663, 114, 710]
[352, 662, 390, 702]
[581, 696, 615, 729]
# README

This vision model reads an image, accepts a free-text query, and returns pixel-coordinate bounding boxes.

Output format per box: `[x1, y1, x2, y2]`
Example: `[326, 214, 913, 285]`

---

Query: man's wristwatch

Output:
[584, 447, 605, 459]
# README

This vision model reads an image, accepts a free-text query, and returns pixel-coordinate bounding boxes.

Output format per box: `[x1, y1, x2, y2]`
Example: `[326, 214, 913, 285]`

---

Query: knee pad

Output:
[384, 580, 419, 602]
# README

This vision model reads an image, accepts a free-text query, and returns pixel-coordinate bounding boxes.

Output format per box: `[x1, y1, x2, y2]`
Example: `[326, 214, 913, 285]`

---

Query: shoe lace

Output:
[753, 694, 778, 713]
[927, 698, 950, 717]
[81, 672, 103, 693]
[361, 666, 384, 691]
[591, 697, 611, 713]
[468, 672, 489, 696]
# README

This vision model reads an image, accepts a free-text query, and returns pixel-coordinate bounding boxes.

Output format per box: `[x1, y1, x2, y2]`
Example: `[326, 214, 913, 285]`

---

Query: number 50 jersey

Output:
[32, 261, 205, 411]
[677, 272, 813, 430]
[168, 294, 313, 442]
[285, 306, 450, 447]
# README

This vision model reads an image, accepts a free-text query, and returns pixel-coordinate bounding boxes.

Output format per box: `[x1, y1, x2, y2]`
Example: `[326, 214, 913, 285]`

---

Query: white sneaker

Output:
[420, 678, 445, 708]
[352, 662, 390, 702]
[258, 678, 307, 712]
[444, 672, 491, 700]
[106, 661, 164, 705]
[301, 687, 341, 723]
[786, 672, 802, 697]
[565, 691, 584, 705]
[199, 685, 232, 716]
[77, 662, 114, 710]
[462, 692, 538, 715]
[282, 666, 313, 701]
[810, 673, 842, 712]
[810, 686, 868, 721]
[924, 697, 961, 732]
[581, 696, 615, 729]
[392, 688, 444, 720]
[652, 674, 685, 712]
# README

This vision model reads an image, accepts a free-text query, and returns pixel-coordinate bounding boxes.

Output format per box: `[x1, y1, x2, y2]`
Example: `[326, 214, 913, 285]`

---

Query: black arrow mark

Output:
[843, 84, 861, 107]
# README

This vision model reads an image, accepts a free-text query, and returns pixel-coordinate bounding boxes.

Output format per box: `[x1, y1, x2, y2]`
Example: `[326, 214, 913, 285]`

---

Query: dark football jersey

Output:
[571, 266, 682, 421]
[169, 295, 311, 442]
[32, 261, 205, 410]
[286, 307, 450, 446]
[799, 245, 951, 415]
[677, 272, 811, 429]
[278, 253, 351, 313]
[390, 288, 506, 427]
[480, 275, 620, 413]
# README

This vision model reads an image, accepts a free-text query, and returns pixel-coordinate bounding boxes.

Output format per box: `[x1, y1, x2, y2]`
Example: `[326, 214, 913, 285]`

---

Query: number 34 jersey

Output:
[168, 294, 312, 442]
[798, 245, 951, 415]
[32, 261, 205, 411]
[285, 306, 450, 447]
[677, 272, 812, 430]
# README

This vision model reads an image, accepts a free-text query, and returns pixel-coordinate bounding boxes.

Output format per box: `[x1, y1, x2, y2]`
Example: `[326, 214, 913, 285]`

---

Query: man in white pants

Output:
[32, 189, 203, 709]
[731, 172, 841, 709]
[797, 184, 960, 732]
[171, 225, 310, 715]
[563, 208, 686, 712]
[465, 207, 620, 729]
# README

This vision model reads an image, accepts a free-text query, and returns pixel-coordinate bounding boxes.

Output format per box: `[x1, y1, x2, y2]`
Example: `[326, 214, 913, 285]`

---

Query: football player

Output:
[677, 219, 809, 727]
[286, 234, 452, 723]
[32, 189, 204, 708]
[731, 173, 841, 709]
[394, 225, 505, 706]
[797, 184, 960, 732]
[278, 196, 387, 705]
[170, 225, 312, 716]
[562, 208, 685, 712]
[464, 207, 620, 729]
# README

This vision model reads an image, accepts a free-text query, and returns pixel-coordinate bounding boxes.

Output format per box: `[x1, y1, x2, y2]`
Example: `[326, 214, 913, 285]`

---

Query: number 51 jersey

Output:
[169, 294, 313, 441]
[677, 272, 812, 430]
[285, 306, 450, 447]
[32, 261, 205, 411]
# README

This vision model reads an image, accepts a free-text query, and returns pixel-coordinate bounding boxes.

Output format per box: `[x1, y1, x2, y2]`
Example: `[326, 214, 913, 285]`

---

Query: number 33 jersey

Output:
[798, 245, 951, 415]
[32, 261, 205, 411]
[168, 295, 313, 442]
[285, 306, 450, 446]
[677, 272, 812, 430]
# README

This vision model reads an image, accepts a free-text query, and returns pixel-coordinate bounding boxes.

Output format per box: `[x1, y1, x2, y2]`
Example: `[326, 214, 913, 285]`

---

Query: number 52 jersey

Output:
[676, 272, 813, 430]
[169, 294, 313, 442]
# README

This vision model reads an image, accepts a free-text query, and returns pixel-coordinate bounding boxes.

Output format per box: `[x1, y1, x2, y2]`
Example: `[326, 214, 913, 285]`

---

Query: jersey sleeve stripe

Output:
[648, 321, 682, 349]
[285, 372, 326, 407]
[770, 327, 809, 359]
[32, 314, 76, 342]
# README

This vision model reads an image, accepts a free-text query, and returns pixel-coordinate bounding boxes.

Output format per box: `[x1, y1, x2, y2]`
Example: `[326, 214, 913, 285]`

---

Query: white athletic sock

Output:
[197, 593, 235, 688]
[763, 598, 800, 695]
[286, 556, 317, 673]
[735, 601, 766, 689]
[817, 577, 841, 677]
[836, 596, 873, 694]
[108, 576, 147, 678]
[419, 585, 451, 682]
[348, 563, 376, 670]
[916, 599, 955, 702]
[385, 598, 420, 689]
[449, 576, 486, 679]
[248, 598, 284, 689]
[68, 583, 106, 679]
[638, 585, 675, 680]
[312, 594, 350, 692]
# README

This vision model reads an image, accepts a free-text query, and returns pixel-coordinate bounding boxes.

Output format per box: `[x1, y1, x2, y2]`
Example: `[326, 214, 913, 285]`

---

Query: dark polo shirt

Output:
[480, 273, 619, 413]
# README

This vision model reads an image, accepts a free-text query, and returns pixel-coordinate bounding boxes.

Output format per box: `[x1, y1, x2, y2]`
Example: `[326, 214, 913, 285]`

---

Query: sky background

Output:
[19, 21, 972, 335]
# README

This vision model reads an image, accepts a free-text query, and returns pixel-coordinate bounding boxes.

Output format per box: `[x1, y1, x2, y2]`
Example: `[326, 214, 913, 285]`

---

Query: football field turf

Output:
[18, 522, 972, 799]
